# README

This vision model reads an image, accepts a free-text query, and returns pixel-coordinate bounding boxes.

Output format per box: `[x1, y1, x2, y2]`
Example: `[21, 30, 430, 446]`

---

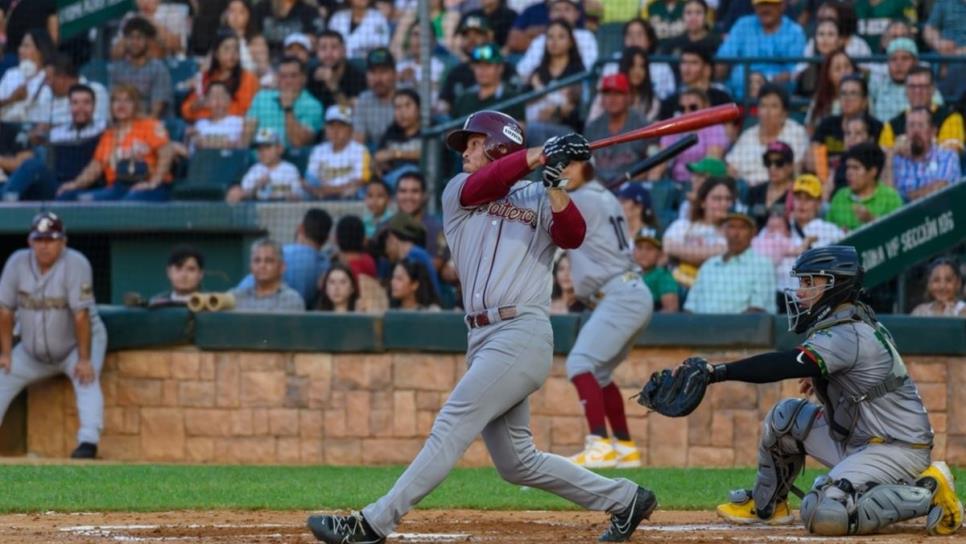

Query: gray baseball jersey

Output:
[360, 171, 641, 538]
[441, 173, 558, 314]
[801, 307, 933, 448]
[566, 180, 637, 299]
[0, 248, 100, 363]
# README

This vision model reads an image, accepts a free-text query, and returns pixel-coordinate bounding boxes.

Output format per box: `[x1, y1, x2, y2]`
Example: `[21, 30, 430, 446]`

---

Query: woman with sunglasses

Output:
[650, 87, 731, 183]
[746, 141, 796, 229]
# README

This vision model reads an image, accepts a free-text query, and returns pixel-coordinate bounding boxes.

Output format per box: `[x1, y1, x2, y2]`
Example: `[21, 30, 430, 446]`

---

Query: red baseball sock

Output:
[602, 382, 631, 442]
[572, 372, 608, 438]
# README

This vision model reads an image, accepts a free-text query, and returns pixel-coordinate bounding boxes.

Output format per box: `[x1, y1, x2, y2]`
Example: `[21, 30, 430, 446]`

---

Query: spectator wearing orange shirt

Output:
[55, 84, 173, 201]
[180, 30, 259, 123]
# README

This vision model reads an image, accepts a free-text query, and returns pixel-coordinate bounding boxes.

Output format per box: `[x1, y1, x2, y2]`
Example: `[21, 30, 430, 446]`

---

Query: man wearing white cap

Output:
[284, 33, 313, 65]
[304, 105, 372, 200]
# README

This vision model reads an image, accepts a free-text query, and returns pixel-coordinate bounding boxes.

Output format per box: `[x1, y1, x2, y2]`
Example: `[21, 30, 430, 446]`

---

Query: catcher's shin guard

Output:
[753, 398, 820, 518]
[801, 477, 933, 536]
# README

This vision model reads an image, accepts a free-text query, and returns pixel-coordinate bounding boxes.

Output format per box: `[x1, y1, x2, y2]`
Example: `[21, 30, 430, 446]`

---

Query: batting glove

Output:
[542, 136, 568, 165]
[542, 159, 570, 188]
[558, 133, 591, 161]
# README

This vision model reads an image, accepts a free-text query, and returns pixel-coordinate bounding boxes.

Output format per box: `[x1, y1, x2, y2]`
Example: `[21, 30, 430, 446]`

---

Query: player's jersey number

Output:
[608, 216, 629, 251]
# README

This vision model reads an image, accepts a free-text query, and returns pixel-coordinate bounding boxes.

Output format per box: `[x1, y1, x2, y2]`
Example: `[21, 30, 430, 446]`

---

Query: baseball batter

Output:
[640, 245, 962, 536]
[0, 212, 107, 459]
[308, 111, 656, 543]
[565, 174, 653, 469]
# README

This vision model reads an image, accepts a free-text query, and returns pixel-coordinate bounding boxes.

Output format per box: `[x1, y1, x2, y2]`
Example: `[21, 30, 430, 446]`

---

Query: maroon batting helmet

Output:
[445, 111, 525, 160]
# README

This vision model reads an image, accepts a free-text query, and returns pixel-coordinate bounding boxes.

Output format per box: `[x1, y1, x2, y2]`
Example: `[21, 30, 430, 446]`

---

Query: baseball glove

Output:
[636, 357, 712, 417]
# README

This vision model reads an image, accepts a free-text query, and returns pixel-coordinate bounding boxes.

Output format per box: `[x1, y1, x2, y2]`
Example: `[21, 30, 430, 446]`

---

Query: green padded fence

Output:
[95, 308, 966, 356]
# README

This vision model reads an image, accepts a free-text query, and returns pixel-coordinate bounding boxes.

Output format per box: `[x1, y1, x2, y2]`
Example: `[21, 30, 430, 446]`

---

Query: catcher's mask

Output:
[784, 245, 863, 333]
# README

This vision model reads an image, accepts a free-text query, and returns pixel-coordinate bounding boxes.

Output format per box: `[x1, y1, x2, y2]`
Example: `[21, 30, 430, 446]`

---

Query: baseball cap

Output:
[387, 213, 426, 243]
[29, 211, 65, 240]
[634, 227, 661, 248]
[284, 33, 312, 51]
[470, 43, 503, 64]
[762, 140, 794, 163]
[367, 47, 395, 70]
[793, 174, 822, 199]
[687, 157, 727, 177]
[458, 14, 492, 35]
[326, 105, 352, 125]
[599, 73, 630, 94]
[719, 211, 756, 229]
[617, 182, 651, 207]
[550, 0, 582, 7]
[887, 37, 918, 57]
[253, 127, 281, 146]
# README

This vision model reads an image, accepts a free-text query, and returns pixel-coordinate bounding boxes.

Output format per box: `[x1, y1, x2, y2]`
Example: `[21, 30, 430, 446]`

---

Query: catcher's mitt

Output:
[636, 357, 712, 417]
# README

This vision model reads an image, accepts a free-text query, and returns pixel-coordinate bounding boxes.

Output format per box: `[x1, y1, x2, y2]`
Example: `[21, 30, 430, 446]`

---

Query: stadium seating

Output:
[172, 148, 251, 200]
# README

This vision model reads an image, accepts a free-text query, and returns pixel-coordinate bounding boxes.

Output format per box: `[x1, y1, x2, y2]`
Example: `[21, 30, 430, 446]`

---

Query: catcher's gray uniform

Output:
[360, 173, 640, 538]
[0, 248, 108, 446]
[565, 181, 653, 385]
[754, 304, 932, 515]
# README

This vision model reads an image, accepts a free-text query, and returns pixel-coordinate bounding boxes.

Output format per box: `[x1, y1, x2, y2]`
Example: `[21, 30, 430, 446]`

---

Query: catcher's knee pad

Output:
[801, 476, 852, 536]
[753, 399, 821, 517]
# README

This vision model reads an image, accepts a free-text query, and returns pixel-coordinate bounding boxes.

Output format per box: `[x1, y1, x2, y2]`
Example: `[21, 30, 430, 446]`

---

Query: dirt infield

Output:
[0, 509, 952, 543]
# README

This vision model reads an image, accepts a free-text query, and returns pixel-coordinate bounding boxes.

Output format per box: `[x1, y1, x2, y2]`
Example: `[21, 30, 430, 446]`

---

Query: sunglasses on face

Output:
[764, 159, 788, 168]
[471, 46, 498, 62]
[679, 103, 700, 112]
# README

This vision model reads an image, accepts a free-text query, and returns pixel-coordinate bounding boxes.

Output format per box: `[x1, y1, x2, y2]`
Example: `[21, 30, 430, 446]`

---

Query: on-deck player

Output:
[308, 110, 656, 543]
[565, 172, 653, 469]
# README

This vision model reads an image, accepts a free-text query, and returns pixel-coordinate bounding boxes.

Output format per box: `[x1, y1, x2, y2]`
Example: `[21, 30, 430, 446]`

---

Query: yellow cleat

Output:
[717, 498, 794, 525]
[612, 439, 642, 469]
[920, 461, 964, 536]
[568, 435, 618, 468]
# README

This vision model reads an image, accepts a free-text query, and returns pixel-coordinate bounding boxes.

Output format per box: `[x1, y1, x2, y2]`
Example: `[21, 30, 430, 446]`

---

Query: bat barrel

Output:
[589, 103, 740, 151]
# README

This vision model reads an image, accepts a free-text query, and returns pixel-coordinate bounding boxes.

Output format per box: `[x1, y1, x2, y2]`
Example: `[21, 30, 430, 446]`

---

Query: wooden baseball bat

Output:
[589, 103, 740, 151]
[605, 134, 699, 190]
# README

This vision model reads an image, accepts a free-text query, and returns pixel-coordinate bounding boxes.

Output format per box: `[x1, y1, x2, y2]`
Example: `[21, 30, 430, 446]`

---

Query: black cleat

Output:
[307, 512, 385, 544]
[599, 486, 657, 542]
[70, 442, 98, 459]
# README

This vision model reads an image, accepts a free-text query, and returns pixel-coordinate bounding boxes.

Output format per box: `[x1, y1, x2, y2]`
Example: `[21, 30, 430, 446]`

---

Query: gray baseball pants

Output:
[362, 306, 640, 537]
[566, 274, 653, 386]
[0, 317, 108, 445]
[772, 413, 930, 488]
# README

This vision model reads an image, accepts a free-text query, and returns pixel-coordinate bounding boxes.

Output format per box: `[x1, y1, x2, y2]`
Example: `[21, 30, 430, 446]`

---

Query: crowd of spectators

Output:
[0, 0, 963, 316]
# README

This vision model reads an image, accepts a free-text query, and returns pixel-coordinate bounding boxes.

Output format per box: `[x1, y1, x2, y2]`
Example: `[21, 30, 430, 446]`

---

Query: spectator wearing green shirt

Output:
[244, 57, 324, 150]
[633, 227, 680, 312]
[827, 141, 903, 231]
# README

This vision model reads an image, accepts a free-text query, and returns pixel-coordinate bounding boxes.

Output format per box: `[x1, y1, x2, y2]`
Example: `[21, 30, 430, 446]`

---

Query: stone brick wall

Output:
[24, 347, 962, 466]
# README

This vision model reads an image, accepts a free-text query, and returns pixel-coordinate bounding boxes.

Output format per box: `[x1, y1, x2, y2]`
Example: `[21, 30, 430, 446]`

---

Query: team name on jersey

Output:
[474, 201, 538, 229]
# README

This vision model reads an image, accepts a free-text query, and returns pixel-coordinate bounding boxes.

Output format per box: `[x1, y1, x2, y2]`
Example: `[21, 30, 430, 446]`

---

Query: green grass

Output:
[0, 465, 963, 513]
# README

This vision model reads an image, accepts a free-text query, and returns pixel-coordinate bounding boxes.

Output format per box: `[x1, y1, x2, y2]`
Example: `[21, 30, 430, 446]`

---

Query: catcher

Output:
[638, 245, 963, 536]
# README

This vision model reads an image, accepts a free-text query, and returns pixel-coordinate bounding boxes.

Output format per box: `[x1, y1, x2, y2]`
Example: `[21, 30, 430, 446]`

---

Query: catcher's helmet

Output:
[785, 245, 864, 333]
[445, 111, 525, 160]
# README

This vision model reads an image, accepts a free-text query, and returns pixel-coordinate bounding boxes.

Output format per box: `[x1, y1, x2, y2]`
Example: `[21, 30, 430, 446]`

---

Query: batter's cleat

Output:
[307, 511, 385, 544]
[918, 461, 964, 536]
[612, 440, 642, 469]
[716, 498, 794, 525]
[569, 435, 618, 468]
[599, 486, 657, 541]
[70, 442, 97, 459]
